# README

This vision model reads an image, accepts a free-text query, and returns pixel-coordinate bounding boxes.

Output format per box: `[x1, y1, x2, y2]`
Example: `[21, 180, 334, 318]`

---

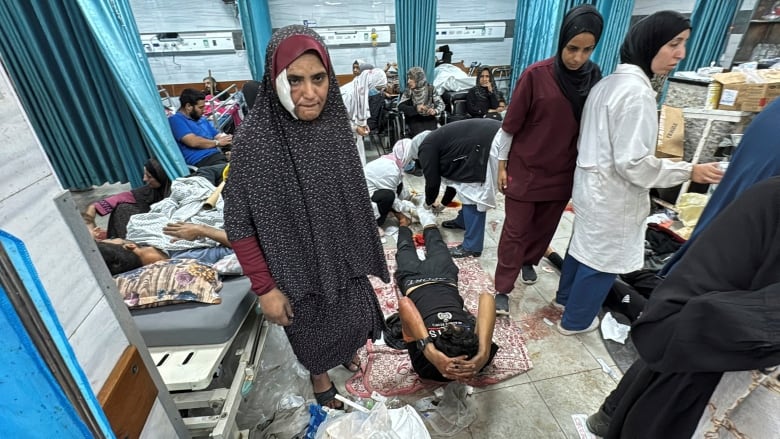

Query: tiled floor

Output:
[71, 147, 622, 438]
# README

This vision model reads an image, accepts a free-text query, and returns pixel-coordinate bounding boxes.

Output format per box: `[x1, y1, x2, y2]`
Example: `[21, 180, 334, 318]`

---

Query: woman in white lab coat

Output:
[554, 11, 724, 335]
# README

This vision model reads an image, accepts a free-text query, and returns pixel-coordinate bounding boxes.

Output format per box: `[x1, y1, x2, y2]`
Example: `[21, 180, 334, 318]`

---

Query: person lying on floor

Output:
[396, 208, 499, 381]
[97, 175, 232, 275]
[585, 176, 780, 438]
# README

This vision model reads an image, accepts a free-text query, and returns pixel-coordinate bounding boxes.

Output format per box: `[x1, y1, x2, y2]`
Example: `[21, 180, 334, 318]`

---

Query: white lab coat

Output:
[568, 64, 693, 274]
[364, 156, 405, 218]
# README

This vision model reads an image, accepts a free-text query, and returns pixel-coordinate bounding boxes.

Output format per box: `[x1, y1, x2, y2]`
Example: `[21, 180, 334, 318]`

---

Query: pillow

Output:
[115, 259, 222, 309]
[212, 253, 243, 275]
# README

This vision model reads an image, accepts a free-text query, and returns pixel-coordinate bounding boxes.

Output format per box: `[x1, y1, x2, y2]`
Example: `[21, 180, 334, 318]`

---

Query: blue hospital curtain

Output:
[395, 0, 438, 90]
[0, 231, 113, 437]
[77, 0, 189, 182]
[0, 0, 187, 190]
[509, 0, 567, 94]
[592, 0, 635, 75]
[678, 0, 743, 71]
[237, 0, 273, 80]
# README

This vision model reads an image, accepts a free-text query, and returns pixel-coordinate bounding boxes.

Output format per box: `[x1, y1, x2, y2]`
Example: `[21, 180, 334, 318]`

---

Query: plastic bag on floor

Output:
[236, 324, 313, 432]
[425, 382, 476, 436]
[314, 402, 430, 439]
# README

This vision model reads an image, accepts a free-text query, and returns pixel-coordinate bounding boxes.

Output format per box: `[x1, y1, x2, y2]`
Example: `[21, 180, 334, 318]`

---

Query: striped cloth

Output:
[126, 176, 223, 253]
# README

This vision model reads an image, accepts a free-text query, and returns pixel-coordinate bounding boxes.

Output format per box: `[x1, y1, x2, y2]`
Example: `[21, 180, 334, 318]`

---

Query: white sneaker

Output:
[556, 316, 599, 336]
[416, 207, 438, 228]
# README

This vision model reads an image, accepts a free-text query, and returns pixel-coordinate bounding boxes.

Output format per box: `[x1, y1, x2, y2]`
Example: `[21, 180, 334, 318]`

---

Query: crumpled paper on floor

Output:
[600, 312, 630, 344]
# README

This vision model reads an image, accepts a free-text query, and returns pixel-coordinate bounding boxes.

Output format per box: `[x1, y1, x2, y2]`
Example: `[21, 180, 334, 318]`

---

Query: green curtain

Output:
[592, 0, 635, 75]
[678, 0, 743, 71]
[237, 0, 273, 80]
[395, 0, 438, 90]
[0, 0, 187, 189]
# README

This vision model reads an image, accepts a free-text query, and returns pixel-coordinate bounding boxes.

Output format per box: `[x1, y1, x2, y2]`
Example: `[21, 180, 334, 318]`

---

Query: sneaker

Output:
[556, 316, 599, 336]
[586, 408, 611, 437]
[441, 219, 465, 230]
[449, 244, 481, 258]
[495, 293, 510, 316]
[520, 265, 537, 284]
[550, 299, 565, 312]
[546, 252, 564, 271]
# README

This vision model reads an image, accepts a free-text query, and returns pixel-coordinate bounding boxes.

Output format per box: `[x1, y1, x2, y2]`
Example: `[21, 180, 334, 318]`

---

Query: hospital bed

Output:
[131, 276, 268, 439]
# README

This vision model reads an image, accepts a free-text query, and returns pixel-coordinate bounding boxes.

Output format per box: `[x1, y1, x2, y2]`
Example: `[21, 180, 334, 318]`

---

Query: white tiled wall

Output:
[133, 0, 754, 84]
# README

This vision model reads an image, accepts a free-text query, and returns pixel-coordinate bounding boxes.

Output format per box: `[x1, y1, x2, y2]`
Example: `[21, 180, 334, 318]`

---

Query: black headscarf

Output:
[130, 158, 170, 208]
[554, 4, 604, 122]
[620, 10, 691, 79]
[224, 25, 389, 297]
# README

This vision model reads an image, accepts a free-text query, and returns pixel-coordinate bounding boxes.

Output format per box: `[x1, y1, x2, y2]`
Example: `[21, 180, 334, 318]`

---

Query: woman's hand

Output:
[427, 108, 437, 116]
[417, 104, 428, 114]
[691, 162, 725, 184]
[259, 288, 294, 326]
[163, 222, 204, 242]
[497, 167, 508, 193]
[356, 125, 370, 137]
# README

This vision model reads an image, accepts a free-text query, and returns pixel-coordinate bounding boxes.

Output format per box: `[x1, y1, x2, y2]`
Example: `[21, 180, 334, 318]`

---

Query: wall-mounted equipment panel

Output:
[435, 22, 507, 42]
[140, 31, 241, 56]
[315, 25, 391, 47]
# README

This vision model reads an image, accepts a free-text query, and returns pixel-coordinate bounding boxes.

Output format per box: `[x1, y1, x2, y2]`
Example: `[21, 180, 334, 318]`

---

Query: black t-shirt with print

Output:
[406, 283, 499, 381]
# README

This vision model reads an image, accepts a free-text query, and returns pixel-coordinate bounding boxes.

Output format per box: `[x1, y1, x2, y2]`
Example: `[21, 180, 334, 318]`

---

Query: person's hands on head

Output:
[446, 351, 489, 381]
[691, 162, 725, 184]
[163, 222, 204, 242]
[424, 345, 469, 381]
[259, 288, 294, 326]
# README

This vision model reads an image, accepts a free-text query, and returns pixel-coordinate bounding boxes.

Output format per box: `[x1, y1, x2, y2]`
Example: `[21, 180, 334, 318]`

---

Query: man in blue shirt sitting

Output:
[169, 88, 232, 167]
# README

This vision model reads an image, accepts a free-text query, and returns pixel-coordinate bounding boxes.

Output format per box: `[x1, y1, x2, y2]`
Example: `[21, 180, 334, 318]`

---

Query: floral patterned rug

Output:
[345, 247, 533, 397]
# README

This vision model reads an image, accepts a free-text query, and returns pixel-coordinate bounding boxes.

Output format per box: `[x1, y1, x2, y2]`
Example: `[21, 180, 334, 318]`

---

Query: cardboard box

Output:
[714, 70, 780, 112]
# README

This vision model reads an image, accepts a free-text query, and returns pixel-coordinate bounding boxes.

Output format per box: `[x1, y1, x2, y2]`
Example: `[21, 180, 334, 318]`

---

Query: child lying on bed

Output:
[395, 209, 499, 381]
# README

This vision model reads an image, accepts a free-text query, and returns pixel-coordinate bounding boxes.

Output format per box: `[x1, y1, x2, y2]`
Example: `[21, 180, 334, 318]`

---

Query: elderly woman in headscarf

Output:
[554, 11, 723, 336]
[363, 132, 426, 231]
[493, 5, 604, 316]
[466, 67, 506, 119]
[223, 25, 389, 410]
[83, 158, 171, 240]
[397, 66, 445, 137]
[341, 67, 387, 166]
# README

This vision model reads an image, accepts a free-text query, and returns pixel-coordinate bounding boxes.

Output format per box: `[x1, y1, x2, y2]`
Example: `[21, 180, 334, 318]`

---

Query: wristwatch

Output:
[416, 336, 433, 351]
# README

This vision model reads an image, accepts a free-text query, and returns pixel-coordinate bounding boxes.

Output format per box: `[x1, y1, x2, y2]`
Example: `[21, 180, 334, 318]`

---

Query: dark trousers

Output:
[394, 227, 458, 296]
[372, 189, 396, 226]
[406, 114, 438, 137]
[194, 151, 228, 168]
[495, 197, 568, 294]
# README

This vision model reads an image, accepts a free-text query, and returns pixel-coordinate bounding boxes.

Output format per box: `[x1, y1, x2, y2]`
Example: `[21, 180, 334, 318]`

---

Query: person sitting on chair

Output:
[466, 67, 506, 119]
[168, 88, 232, 168]
[396, 210, 499, 382]
[398, 67, 445, 137]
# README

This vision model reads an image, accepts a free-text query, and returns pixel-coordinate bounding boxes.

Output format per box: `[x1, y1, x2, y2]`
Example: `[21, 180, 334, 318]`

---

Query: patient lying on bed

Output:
[97, 176, 233, 275]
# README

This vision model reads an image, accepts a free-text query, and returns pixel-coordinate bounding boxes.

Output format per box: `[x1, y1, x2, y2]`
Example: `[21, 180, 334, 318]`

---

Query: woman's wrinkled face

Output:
[651, 29, 690, 75]
[561, 32, 596, 71]
[287, 53, 329, 121]
[407, 77, 417, 89]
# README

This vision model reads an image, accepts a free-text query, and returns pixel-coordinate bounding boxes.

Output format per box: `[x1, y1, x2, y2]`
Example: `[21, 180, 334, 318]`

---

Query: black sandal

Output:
[314, 382, 343, 409]
[342, 357, 360, 372]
